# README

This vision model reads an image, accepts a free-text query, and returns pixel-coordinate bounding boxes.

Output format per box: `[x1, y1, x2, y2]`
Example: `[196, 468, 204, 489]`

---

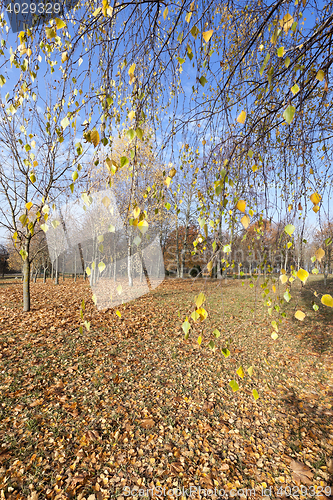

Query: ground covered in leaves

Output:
[0, 276, 332, 500]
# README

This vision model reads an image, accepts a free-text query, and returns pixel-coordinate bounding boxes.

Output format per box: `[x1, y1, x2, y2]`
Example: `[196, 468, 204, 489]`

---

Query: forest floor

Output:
[0, 276, 332, 500]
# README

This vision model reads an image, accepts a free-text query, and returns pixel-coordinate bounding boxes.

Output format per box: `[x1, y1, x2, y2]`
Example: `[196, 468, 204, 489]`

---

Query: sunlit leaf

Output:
[182, 318, 191, 335]
[291, 83, 300, 95]
[98, 262, 106, 273]
[213, 329, 220, 338]
[271, 332, 278, 340]
[55, 17, 66, 29]
[284, 224, 295, 236]
[310, 192, 321, 205]
[236, 200, 246, 212]
[297, 268, 309, 284]
[283, 290, 291, 302]
[252, 389, 259, 401]
[229, 380, 239, 392]
[203, 30, 213, 42]
[247, 366, 253, 377]
[315, 248, 325, 262]
[197, 335, 202, 346]
[321, 294, 333, 308]
[61, 116, 69, 130]
[295, 310, 306, 321]
[163, 6, 168, 20]
[138, 220, 148, 234]
[277, 46, 285, 57]
[241, 215, 250, 229]
[195, 292, 206, 308]
[196, 307, 208, 321]
[236, 366, 245, 379]
[116, 310, 121, 318]
[221, 348, 230, 358]
[237, 110, 246, 124]
[40, 224, 48, 232]
[283, 105, 296, 124]
[316, 70, 324, 81]
[91, 130, 100, 147]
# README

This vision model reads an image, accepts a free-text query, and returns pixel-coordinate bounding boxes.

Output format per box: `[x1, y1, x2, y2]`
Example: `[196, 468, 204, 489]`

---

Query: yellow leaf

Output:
[169, 167, 177, 178]
[128, 110, 135, 120]
[313, 205, 320, 213]
[133, 207, 140, 219]
[195, 292, 206, 308]
[237, 110, 246, 124]
[196, 307, 207, 321]
[116, 310, 121, 318]
[315, 248, 325, 262]
[236, 366, 244, 379]
[185, 11, 192, 23]
[197, 335, 202, 346]
[271, 332, 278, 340]
[241, 214, 250, 229]
[102, 196, 110, 208]
[91, 130, 100, 147]
[61, 51, 68, 63]
[33, 160, 38, 167]
[310, 192, 321, 204]
[281, 13, 293, 33]
[252, 389, 259, 400]
[164, 177, 171, 188]
[236, 200, 246, 212]
[247, 366, 253, 377]
[138, 220, 148, 234]
[321, 294, 333, 308]
[55, 17, 66, 29]
[280, 274, 288, 284]
[295, 310, 306, 321]
[207, 261, 213, 272]
[202, 30, 213, 42]
[316, 69, 324, 82]
[25, 202, 33, 211]
[163, 6, 168, 20]
[297, 268, 309, 284]
[128, 63, 136, 83]
[272, 285, 276, 293]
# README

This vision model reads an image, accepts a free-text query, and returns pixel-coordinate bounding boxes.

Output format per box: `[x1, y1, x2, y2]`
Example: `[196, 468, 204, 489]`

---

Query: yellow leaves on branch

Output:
[237, 110, 246, 124]
[321, 294, 333, 308]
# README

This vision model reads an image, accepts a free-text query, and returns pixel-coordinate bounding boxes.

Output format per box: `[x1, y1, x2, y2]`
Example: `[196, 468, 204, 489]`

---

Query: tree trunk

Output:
[22, 258, 31, 312]
[127, 234, 133, 287]
[175, 222, 180, 278]
[43, 267, 46, 283]
[55, 256, 59, 285]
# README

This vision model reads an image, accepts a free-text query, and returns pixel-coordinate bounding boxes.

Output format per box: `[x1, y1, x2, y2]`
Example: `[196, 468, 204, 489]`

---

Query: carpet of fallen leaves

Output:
[0, 276, 332, 500]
